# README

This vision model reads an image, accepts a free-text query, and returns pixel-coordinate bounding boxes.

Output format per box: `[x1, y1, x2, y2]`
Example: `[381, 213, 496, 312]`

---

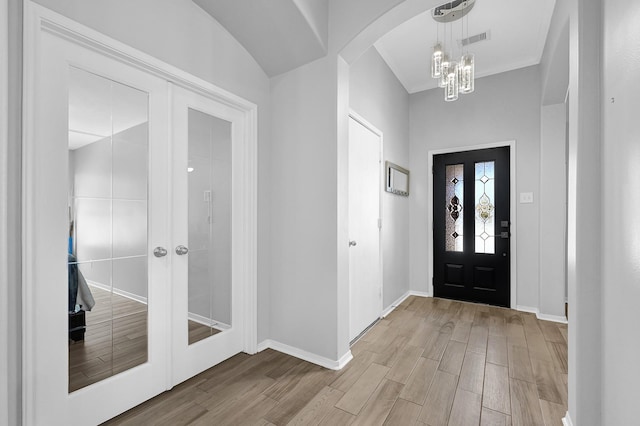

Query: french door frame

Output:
[428, 140, 517, 308]
[22, 4, 257, 424]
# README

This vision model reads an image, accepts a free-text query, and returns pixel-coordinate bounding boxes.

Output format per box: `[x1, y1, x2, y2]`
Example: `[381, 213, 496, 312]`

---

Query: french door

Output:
[170, 84, 246, 385]
[24, 8, 255, 425]
[433, 147, 510, 307]
[27, 25, 171, 425]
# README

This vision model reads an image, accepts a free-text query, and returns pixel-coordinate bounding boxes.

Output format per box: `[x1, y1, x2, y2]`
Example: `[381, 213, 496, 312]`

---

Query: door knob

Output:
[153, 247, 168, 258]
[349, 240, 357, 247]
[175, 245, 189, 255]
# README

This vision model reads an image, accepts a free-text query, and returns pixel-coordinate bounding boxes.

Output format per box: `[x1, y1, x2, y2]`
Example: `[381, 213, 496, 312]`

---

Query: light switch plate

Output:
[519, 192, 534, 204]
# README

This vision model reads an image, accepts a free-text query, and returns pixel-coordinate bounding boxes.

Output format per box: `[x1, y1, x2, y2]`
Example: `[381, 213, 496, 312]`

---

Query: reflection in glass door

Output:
[171, 84, 246, 386]
[187, 109, 232, 345]
[67, 67, 150, 392]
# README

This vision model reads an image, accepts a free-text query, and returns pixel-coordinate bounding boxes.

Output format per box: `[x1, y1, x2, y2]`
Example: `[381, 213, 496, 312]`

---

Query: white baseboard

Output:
[187, 312, 231, 332]
[382, 291, 410, 317]
[537, 312, 568, 324]
[516, 305, 538, 314]
[256, 339, 353, 371]
[562, 412, 573, 426]
[381, 290, 432, 318]
[256, 339, 271, 353]
[516, 305, 568, 324]
[88, 281, 148, 305]
[256, 339, 270, 353]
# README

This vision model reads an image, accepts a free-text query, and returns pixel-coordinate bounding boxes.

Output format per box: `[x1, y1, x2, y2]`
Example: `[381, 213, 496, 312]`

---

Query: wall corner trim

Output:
[562, 412, 573, 426]
[256, 339, 353, 371]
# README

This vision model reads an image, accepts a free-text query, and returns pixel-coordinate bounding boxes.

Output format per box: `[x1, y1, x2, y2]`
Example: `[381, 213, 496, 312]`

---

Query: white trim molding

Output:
[87, 281, 148, 305]
[257, 340, 354, 371]
[187, 313, 231, 332]
[427, 140, 518, 308]
[0, 0, 10, 422]
[382, 290, 431, 317]
[517, 305, 568, 324]
[382, 291, 410, 317]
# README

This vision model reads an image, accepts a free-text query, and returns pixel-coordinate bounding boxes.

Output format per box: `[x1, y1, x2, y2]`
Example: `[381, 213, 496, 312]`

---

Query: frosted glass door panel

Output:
[187, 108, 232, 345]
[68, 67, 149, 392]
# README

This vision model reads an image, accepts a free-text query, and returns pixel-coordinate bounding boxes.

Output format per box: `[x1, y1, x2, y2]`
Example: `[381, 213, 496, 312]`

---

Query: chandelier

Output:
[431, 0, 476, 102]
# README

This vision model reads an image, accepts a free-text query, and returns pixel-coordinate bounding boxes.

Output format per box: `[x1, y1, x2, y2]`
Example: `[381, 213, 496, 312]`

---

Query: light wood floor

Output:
[70, 287, 221, 392]
[102, 296, 568, 425]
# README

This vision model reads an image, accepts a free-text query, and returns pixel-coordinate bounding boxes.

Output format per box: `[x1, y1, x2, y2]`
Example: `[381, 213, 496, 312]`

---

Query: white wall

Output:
[269, 56, 340, 361]
[566, 0, 602, 422]
[538, 0, 569, 322]
[409, 65, 542, 309]
[349, 47, 410, 308]
[32, 0, 272, 341]
[601, 0, 640, 422]
[71, 123, 149, 301]
[539, 104, 567, 320]
[4, 0, 21, 424]
[0, 0, 9, 423]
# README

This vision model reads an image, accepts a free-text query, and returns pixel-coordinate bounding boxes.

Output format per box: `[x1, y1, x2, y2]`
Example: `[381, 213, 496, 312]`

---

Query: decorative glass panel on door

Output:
[68, 67, 149, 392]
[187, 108, 232, 345]
[445, 164, 464, 252]
[475, 161, 495, 254]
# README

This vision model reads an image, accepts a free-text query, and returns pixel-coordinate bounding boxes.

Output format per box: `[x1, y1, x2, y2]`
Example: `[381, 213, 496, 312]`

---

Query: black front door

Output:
[433, 147, 510, 307]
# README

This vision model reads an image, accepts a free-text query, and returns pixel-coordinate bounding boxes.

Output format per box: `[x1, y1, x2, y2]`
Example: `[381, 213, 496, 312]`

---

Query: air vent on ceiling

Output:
[460, 30, 491, 47]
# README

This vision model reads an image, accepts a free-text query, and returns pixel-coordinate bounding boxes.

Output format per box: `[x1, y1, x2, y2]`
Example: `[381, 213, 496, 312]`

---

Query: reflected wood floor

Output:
[103, 296, 568, 425]
[189, 320, 222, 345]
[69, 286, 148, 392]
[70, 286, 221, 392]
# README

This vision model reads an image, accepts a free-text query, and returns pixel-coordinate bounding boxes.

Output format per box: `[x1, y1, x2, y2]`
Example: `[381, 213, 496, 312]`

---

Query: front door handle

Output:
[175, 245, 189, 255]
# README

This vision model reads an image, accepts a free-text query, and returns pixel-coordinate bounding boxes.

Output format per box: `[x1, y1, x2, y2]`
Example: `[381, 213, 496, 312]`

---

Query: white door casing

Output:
[348, 113, 383, 342]
[23, 5, 257, 424]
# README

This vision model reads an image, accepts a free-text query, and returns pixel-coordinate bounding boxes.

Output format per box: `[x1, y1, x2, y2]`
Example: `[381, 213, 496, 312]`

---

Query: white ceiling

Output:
[192, 0, 328, 77]
[374, 0, 557, 94]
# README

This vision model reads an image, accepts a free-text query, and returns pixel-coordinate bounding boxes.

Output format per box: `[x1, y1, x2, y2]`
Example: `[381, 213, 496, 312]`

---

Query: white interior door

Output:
[25, 7, 257, 424]
[348, 115, 382, 342]
[26, 23, 170, 425]
[170, 84, 246, 385]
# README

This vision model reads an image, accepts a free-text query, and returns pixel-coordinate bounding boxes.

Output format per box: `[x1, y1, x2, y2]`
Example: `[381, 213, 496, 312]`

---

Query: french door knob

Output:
[349, 240, 357, 247]
[175, 245, 189, 255]
[153, 247, 168, 258]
